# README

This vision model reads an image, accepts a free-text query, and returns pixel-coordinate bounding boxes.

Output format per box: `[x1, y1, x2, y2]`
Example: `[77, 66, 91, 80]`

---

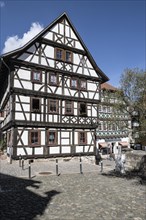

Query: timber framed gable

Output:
[0, 13, 109, 159]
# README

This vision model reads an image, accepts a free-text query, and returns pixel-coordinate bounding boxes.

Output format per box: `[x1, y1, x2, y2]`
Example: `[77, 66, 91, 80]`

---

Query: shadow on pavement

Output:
[0, 173, 60, 220]
[101, 170, 146, 185]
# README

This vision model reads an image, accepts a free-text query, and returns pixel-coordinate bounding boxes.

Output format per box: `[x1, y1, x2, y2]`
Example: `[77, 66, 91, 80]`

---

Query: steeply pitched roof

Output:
[0, 12, 109, 82]
[101, 82, 117, 91]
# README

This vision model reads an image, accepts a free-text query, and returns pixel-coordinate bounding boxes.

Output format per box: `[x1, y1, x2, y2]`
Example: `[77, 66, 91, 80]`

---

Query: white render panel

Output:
[73, 54, 81, 64]
[88, 82, 97, 90]
[17, 148, 32, 156]
[14, 79, 23, 89]
[75, 41, 84, 50]
[35, 147, 43, 155]
[41, 131, 45, 145]
[43, 45, 54, 58]
[50, 24, 58, 33]
[61, 139, 69, 145]
[61, 131, 69, 138]
[85, 146, 94, 152]
[59, 23, 64, 35]
[18, 69, 30, 80]
[76, 146, 83, 153]
[30, 55, 38, 64]
[90, 69, 98, 77]
[21, 81, 32, 90]
[15, 113, 25, 120]
[18, 130, 28, 145]
[50, 147, 60, 154]
[43, 32, 53, 40]
[62, 146, 71, 153]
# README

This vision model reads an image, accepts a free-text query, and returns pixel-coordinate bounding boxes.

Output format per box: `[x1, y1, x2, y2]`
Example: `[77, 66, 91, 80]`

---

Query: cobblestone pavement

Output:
[0, 157, 146, 220]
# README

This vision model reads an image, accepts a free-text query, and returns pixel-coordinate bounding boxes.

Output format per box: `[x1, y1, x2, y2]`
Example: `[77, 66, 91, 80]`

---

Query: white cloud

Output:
[0, 1, 5, 8]
[2, 22, 44, 54]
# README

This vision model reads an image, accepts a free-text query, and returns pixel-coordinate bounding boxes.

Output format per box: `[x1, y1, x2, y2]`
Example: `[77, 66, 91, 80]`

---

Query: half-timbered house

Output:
[96, 82, 129, 156]
[0, 13, 108, 160]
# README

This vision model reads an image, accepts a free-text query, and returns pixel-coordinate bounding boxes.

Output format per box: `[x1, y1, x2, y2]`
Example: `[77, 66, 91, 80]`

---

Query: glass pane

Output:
[49, 132, 55, 144]
[33, 72, 40, 81]
[66, 51, 71, 62]
[50, 74, 57, 84]
[71, 79, 77, 88]
[56, 49, 62, 59]
[31, 132, 38, 144]
[32, 99, 40, 110]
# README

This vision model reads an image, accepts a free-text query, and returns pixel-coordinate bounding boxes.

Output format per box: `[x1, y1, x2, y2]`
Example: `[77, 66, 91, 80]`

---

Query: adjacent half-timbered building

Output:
[0, 13, 108, 159]
[96, 82, 129, 155]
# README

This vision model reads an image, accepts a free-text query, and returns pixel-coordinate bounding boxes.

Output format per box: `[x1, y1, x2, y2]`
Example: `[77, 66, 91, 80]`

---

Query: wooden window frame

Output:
[48, 99, 59, 114]
[55, 48, 64, 61]
[31, 70, 42, 83]
[65, 50, 73, 63]
[31, 97, 41, 113]
[80, 79, 87, 90]
[48, 130, 58, 146]
[49, 72, 59, 86]
[79, 102, 87, 117]
[65, 100, 74, 115]
[70, 77, 78, 89]
[78, 131, 87, 145]
[28, 130, 41, 147]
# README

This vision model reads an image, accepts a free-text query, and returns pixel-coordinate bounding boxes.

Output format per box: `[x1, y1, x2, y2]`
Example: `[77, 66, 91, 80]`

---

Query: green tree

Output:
[115, 68, 146, 145]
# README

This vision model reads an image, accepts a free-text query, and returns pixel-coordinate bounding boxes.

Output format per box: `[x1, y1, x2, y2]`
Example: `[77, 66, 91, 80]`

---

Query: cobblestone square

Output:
[0, 158, 146, 220]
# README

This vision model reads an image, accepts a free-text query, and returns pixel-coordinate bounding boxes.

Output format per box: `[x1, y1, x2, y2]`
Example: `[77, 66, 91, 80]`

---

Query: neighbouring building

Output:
[96, 82, 129, 156]
[0, 13, 109, 160]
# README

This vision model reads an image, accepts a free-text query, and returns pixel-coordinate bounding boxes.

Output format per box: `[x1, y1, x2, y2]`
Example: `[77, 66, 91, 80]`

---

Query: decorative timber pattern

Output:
[0, 13, 108, 159]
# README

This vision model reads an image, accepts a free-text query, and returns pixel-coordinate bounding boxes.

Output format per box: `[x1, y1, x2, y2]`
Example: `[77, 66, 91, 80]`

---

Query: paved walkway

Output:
[0, 157, 146, 220]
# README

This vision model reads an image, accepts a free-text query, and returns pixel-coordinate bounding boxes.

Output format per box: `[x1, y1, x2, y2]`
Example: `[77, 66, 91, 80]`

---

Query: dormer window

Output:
[49, 73, 58, 86]
[31, 70, 42, 83]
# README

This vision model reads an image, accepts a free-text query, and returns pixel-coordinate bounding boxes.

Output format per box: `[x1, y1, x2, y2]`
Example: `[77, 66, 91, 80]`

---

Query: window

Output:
[55, 48, 73, 63]
[78, 131, 87, 145]
[79, 103, 87, 116]
[48, 130, 57, 146]
[55, 48, 64, 60]
[31, 98, 41, 113]
[31, 70, 42, 83]
[65, 101, 74, 115]
[29, 130, 41, 146]
[65, 51, 73, 62]
[48, 99, 59, 113]
[49, 73, 58, 86]
[80, 79, 87, 90]
[70, 78, 78, 89]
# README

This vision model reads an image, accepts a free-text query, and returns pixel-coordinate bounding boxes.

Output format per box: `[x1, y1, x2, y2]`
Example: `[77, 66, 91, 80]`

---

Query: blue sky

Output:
[0, 0, 145, 86]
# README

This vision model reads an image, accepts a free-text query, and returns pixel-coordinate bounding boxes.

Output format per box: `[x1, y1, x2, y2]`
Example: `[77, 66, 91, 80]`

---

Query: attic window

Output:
[31, 70, 42, 83]
[31, 98, 41, 113]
